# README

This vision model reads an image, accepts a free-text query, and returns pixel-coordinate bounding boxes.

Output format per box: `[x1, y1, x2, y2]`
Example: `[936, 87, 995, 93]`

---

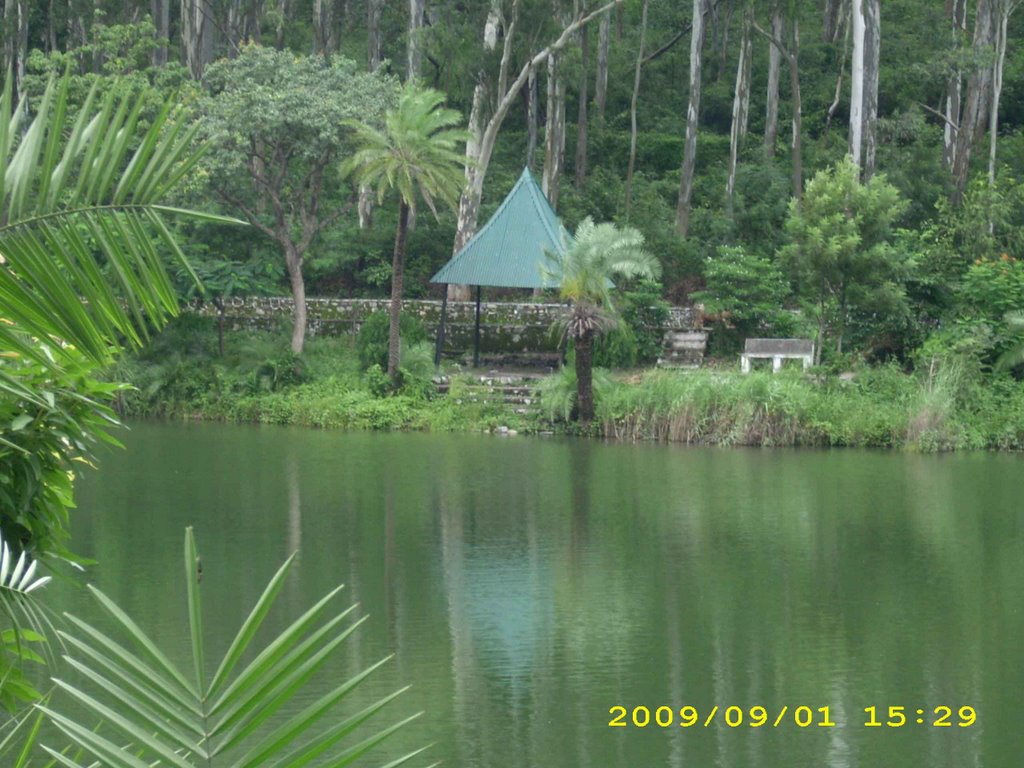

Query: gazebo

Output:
[431, 167, 569, 366]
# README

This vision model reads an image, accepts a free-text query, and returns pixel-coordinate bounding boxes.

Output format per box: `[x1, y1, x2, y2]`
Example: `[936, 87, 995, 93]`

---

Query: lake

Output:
[63, 422, 1023, 767]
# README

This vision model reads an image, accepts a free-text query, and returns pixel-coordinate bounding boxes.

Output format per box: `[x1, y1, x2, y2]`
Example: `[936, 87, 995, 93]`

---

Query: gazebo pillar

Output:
[473, 286, 482, 368]
[434, 286, 448, 367]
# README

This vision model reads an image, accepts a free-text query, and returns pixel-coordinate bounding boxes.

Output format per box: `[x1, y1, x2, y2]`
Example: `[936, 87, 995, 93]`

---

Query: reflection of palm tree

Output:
[343, 85, 467, 383]
[996, 311, 1024, 371]
[544, 218, 660, 426]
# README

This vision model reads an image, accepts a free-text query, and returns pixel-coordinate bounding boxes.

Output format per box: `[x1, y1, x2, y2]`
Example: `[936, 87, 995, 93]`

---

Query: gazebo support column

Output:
[473, 285, 482, 368]
[434, 286, 449, 367]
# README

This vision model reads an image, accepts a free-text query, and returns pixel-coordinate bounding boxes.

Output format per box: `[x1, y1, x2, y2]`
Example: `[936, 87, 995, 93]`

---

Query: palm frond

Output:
[341, 83, 468, 219]
[38, 528, 426, 768]
[0, 73, 241, 380]
[995, 310, 1024, 371]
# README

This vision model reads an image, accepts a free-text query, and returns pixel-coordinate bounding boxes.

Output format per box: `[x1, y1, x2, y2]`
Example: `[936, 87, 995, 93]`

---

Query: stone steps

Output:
[435, 373, 544, 414]
[657, 330, 708, 368]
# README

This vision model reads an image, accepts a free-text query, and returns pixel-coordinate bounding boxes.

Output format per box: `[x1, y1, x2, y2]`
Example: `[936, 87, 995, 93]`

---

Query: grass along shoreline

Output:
[109, 321, 1024, 451]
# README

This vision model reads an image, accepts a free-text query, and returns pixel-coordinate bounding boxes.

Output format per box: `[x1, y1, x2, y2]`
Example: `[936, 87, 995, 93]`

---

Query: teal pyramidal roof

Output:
[431, 167, 569, 289]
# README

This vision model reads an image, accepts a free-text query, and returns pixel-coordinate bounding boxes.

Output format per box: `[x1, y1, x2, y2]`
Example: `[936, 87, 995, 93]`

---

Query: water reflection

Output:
[66, 426, 1024, 768]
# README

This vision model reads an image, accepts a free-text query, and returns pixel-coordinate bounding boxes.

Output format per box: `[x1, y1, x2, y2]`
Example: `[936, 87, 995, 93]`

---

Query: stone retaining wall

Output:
[188, 297, 702, 358]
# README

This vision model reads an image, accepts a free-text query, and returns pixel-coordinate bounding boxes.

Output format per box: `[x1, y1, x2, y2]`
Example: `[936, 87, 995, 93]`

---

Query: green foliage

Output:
[616, 280, 672, 365]
[693, 246, 793, 353]
[201, 48, 397, 187]
[781, 157, 910, 359]
[591, 324, 638, 369]
[538, 364, 612, 423]
[38, 528, 427, 767]
[356, 312, 429, 371]
[23, 14, 194, 112]
[959, 255, 1024, 321]
[0, 357, 127, 559]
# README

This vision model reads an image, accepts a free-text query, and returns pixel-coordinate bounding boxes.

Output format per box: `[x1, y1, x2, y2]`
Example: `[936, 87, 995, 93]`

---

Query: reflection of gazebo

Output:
[431, 168, 570, 366]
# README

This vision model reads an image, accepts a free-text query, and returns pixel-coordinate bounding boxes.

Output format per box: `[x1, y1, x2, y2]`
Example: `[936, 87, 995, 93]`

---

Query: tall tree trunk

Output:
[150, 0, 168, 64]
[313, 0, 337, 54]
[245, 0, 263, 43]
[8, 0, 28, 100]
[285, 244, 307, 354]
[988, 0, 1014, 208]
[181, 0, 214, 78]
[789, 22, 802, 199]
[849, 0, 865, 167]
[527, 68, 539, 170]
[542, 52, 566, 210]
[823, 0, 845, 42]
[624, 0, 649, 217]
[824, 17, 849, 136]
[764, 5, 781, 155]
[713, 0, 733, 82]
[594, 12, 610, 126]
[863, 0, 880, 179]
[408, 0, 425, 79]
[726, 6, 752, 210]
[944, 0, 968, 170]
[360, 0, 384, 228]
[275, 0, 288, 48]
[951, 0, 995, 204]
[388, 201, 410, 381]
[676, 0, 706, 237]
[574, 2, 590, 188]
[575, 327, 595, 427]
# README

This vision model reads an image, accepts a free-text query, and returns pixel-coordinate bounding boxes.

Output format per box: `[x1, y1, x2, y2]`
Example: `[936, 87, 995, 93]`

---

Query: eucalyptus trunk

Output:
[275, 0, 288, 48]
[361, 0, 385, 228]
[849, 0, 865, 167]
[988, 0, 1013, 190]
[595, 13, 610, 125]
[408, 0, 426, 79]
[764, 5, 781, 155]
[575, 328, 596, 427]
[152, 0, 169, 65]
[863, 0, 880, 179]
[574, 5, 590, 188]
[542, 53, 566, 210]
[313, 0, 337, 54]
[676, 0, 706, 237]
[624, 0, 649, 217]
[951, 0, 995, 205]
[527, 68, 539, 170]
[943, 0, 967, 170]
[726, 8, 752, 209]
[789, 22, 803, 199]
[388, 201, 411, 381]
[181, 0, 214, 78]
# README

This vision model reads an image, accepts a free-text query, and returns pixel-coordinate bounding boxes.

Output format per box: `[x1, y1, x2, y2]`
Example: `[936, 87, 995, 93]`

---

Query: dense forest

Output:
[5, 0, 1024, 368]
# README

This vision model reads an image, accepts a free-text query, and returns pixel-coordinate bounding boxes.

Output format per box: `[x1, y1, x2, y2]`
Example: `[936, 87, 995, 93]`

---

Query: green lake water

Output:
[63, 422, 1024, 767]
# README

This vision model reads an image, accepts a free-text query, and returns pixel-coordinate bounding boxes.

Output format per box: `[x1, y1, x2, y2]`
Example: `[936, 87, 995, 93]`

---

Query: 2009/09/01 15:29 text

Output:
[607, 705, 978, 729]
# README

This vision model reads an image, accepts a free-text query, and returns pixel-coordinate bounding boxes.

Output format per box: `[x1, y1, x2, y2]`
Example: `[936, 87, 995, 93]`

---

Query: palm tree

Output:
[342, 84, 467, 383]
[545, 217, 660, 427]
[996, 311, 1024, 371]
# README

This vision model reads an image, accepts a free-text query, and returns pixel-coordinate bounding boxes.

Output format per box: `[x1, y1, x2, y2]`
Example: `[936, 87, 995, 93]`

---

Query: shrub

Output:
[693, 245, 791, 354]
